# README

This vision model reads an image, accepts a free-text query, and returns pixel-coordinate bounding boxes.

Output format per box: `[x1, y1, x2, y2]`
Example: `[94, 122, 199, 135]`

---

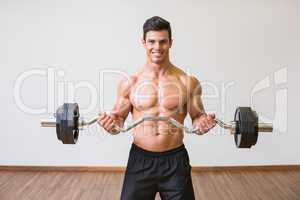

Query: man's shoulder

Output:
[119, 72, 139, 85]
[173, 65, 200, 87]
[117, 73, 139, 96]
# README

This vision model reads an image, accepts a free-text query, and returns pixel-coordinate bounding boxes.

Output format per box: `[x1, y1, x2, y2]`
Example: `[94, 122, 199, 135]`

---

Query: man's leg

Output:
[120, 144, 158, 200]
[158, 147, 195, 200]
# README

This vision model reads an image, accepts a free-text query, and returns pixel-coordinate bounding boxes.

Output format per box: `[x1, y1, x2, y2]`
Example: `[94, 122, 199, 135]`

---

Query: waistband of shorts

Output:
[131, 143, 186, 157]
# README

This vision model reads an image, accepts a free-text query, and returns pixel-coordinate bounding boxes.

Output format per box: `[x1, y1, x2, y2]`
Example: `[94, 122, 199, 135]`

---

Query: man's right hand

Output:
[97, 112, 120, 134]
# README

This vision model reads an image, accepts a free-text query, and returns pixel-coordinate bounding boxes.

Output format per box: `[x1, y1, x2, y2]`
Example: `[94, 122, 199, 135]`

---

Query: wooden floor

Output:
[0, 170, 300, 200]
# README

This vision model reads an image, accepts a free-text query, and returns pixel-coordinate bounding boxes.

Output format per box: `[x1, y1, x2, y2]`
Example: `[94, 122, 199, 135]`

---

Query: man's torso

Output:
[128, 66, 191, 152]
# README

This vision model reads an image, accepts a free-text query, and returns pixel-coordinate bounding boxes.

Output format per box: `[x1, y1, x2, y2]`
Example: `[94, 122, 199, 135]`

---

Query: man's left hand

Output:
[193, 113, 216, 135]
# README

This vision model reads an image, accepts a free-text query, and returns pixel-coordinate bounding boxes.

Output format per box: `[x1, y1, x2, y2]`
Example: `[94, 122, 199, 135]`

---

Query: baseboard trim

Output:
[0, 165, 300, 172]
[191, 165, 300, 172]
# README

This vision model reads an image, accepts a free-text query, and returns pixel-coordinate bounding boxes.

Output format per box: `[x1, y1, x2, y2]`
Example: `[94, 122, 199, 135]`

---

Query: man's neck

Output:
[144, 60, 173, 78]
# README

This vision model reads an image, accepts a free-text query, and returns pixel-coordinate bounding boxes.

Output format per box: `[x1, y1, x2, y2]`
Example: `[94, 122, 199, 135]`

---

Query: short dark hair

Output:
[143, 16, 172, 41]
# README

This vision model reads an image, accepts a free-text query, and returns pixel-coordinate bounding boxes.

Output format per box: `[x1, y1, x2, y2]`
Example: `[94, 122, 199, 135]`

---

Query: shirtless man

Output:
[98, 16, 216, 200]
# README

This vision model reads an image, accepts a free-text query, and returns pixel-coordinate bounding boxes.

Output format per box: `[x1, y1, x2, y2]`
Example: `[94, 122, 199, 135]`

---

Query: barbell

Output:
[41, 103, 273, 148]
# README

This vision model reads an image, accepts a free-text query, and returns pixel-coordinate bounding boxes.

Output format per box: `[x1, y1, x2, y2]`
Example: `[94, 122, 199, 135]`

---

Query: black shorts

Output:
[120, 143, 195, 200]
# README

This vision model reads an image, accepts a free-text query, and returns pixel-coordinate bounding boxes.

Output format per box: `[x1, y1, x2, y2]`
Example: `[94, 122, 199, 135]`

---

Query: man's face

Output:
[142, 30, 172, 64]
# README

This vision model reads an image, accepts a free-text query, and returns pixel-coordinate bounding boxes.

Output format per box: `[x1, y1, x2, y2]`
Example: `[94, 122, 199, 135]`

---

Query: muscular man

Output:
[98, 16, 215, 200]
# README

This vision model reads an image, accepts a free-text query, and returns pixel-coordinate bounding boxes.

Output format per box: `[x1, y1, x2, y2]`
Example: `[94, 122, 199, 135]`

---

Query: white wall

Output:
[1, 0, 299, 166]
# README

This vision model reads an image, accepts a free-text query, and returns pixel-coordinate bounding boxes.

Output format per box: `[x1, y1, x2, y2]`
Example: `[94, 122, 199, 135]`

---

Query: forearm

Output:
[115, 116, 125, 128]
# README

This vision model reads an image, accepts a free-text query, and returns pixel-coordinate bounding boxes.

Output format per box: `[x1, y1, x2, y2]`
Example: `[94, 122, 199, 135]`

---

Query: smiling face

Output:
[142, 30, 173, 64]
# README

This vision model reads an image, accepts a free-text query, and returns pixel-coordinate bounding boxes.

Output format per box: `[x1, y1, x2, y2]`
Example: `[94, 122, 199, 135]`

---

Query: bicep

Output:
[187, 76, 205, 120]
[112, 78, 133, 119]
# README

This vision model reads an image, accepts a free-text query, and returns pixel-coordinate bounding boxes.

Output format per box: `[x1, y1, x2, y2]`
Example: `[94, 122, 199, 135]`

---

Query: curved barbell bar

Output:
[41, 115, 273, 134]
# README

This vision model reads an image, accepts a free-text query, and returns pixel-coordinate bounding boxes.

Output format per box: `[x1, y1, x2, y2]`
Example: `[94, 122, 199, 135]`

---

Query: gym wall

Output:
[0, 0, 299, 166]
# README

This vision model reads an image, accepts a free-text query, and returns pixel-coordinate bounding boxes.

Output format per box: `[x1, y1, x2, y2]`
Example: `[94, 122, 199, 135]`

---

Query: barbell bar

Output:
[40, 103, 273, 148]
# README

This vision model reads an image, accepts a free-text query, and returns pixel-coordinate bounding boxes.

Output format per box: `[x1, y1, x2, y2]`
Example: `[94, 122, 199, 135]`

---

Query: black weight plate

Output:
[60, 103, 79, 144]
[234, 107, 258, 148]
[72, 104, 79, 143]
[56, 105, 64, 141]
[60, 103, 69, 144]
